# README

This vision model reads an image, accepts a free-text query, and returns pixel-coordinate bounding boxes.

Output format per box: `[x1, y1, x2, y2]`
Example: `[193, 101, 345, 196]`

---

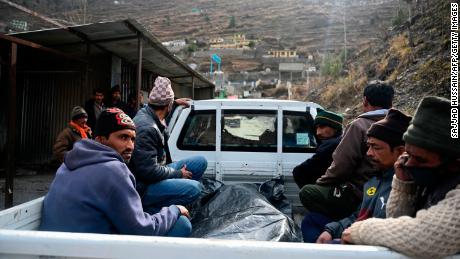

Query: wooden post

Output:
[135, 36, 143, 112]
[192, 76, 195, 100]
[82, 43, 90, 102]
[5, 42, 17, 208]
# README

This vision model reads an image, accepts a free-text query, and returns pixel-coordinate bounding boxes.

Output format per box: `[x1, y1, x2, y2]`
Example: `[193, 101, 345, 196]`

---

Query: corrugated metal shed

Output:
[11, 19, 214, 90]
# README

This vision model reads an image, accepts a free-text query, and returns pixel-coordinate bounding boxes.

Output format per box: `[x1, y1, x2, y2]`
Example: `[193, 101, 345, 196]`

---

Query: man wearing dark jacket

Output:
[84, 88, 105, 130]
[315, 109, 410, 243]
[130, 76, 207, 213]
[299, 81, 394, 221]
[40, 108, 192, 237]
[106, 84, 127, 112]
[292, 109, 343, 189]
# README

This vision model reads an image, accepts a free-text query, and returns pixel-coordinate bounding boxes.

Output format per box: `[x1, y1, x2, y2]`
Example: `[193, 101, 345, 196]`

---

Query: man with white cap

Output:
[130, 76, 207, 214]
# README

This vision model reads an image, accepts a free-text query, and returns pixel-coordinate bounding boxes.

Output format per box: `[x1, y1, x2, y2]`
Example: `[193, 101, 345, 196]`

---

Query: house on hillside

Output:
[209, 34, 251, 50]
[265, 50, 298, 58]
[278, 63, 305, 83]
[162, 39, 187, 52]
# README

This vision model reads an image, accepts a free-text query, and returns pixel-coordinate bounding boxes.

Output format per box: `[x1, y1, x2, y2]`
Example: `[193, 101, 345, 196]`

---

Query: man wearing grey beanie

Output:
[53, 106, 92, 162]
[130, 76, 208, 214]
[342, 96, 460, 258]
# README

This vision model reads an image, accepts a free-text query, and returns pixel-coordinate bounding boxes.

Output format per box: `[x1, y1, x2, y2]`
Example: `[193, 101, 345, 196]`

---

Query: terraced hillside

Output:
[86, 0, 399, 53]
[2, 0, 400, 54]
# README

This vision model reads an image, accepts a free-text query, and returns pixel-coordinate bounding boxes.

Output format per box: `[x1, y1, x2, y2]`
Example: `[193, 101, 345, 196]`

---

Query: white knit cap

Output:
[148, 76, 174, 106]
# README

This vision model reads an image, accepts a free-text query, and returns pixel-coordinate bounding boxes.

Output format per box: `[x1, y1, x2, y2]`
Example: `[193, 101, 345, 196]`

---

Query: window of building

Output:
[177, 110, 216, 151]
[282, 111, 317, 153]
[222, 110, 277, 152]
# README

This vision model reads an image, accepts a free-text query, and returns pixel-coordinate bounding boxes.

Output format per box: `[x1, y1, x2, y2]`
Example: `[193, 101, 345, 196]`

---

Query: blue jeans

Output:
[301, 212, 332, 243]
[142, 156, 207, 210]
[166, 215, 192, 237]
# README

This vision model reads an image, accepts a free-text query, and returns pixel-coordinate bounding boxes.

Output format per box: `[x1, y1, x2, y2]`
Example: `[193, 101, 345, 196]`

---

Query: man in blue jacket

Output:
[130, 76, 207, 213]
[40, 108, 192, 237]
[314, 109, 411, 243]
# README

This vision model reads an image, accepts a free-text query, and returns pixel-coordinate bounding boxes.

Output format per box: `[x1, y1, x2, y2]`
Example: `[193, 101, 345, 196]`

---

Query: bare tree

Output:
[62, 0, 91, 25]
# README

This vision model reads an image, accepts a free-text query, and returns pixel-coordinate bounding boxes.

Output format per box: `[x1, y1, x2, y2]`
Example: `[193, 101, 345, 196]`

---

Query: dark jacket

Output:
[40, 139, 180, 235]
[106, 99, 127, 112]
[84, 99, 104, 130]
[52, 123, 92, 162]
[292, 135, 341, 188]
[316, 109, 387, 188]
[130, 106, 182, 195]
[324, 168, 394, 238]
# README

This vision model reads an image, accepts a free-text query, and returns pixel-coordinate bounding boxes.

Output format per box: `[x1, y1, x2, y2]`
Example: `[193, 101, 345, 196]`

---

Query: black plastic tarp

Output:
[191, 183, 302, 242]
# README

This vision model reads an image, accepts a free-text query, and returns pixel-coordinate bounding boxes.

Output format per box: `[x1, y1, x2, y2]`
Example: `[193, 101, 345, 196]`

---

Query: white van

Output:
[168, 99, 321, 204]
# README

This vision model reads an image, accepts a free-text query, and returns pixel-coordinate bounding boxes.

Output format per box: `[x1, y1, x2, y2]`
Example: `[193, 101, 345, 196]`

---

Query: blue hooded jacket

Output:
[40, 139, 180, 235]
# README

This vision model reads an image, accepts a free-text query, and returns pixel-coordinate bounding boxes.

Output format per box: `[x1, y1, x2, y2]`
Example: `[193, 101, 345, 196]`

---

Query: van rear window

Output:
[282, 111, 317, 153]
[222, 110, 277, 152]
[177, 110, 216, 151]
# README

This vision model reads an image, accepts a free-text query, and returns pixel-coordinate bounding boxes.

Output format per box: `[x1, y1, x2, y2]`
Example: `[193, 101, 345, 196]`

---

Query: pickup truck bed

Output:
[0, 197, 408, 259]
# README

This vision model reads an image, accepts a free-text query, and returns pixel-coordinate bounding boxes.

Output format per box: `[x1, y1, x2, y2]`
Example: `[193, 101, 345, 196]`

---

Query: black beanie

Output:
[94, 108, 135, 137]
[367, 108, 411, 148]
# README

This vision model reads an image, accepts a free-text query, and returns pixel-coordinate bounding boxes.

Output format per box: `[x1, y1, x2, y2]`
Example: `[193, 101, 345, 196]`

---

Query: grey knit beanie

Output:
[71, 106, 88, 120]
[403, 96, 460, 157]
[148, 76, 174, 106]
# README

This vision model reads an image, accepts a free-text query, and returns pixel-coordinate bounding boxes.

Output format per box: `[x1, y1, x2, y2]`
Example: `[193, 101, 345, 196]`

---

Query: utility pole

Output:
[404, 0, 414, 47]
[342, 0, 348, 62]
[83, 0, 87, 24]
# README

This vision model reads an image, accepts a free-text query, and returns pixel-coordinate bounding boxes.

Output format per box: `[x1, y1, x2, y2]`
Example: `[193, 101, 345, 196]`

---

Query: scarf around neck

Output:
[70, 121, 91, 139]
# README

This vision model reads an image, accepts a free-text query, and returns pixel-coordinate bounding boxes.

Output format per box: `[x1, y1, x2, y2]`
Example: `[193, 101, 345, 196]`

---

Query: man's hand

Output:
[176, 205, 190, 219]
[341, 228, 353, 244]
[394, 153, 413, 181]
[175, 98, 191, 108]
[316, 231, 333, 243]
[180, 165, 192, 179]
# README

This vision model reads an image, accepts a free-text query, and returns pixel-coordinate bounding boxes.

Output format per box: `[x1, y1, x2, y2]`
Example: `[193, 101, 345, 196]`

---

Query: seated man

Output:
[342, 96, 460, 258]
[292, 108, 343, 189]
[313, 109, 410, 243]
[53, 106, 92, 163]
[299, 81, 394, 221]
[40, 108, 192, 237]
[130, 76, 207, 213]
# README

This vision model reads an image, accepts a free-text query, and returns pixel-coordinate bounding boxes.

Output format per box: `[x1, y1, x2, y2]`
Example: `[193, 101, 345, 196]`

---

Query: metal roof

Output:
[279, 63, 305, 72]
[10, 19, 214, 89]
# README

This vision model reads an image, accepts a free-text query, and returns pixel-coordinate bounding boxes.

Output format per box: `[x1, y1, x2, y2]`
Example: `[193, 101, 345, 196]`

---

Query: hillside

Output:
[303, 0, 451, 117]
[2, 0, 399, 55]
[0, 0, 449, 116]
